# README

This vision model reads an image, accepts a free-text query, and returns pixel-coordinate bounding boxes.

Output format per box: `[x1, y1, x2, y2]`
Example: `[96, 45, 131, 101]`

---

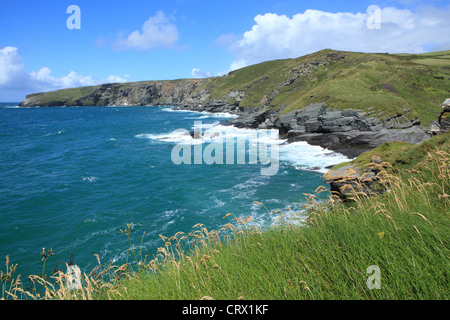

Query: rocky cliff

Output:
[20, 79, 212, 108]
[19, 49, 450, 157]
[220, 102, 428, 158]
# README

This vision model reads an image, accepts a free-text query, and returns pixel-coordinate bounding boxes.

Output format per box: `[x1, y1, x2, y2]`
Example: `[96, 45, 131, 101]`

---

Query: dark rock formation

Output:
[223, 102, 429, 158]
[19, 80, 213, 108]
[323, 155, 388, 200]
[438, 106, 450, 133]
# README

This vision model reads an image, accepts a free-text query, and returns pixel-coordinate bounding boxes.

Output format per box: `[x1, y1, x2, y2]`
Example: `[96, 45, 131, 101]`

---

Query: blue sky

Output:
[1, 0, 449, 101]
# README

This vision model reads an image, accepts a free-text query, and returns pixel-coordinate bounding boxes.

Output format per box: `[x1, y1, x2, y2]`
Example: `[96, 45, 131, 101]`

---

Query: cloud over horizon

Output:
[224, 6, 450, 70]
[0, 46, 128, 100]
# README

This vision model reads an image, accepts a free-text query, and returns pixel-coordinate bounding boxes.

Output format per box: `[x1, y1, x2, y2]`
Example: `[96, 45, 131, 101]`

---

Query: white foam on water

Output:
[242, 198, 308, 231]
[161, 106, 238, 119]
[161, 107, 181, 112]
[184, 115, 211, 119]
[136, 131, 202, 145]
[137, 123, 277, 146]
[203, 112, 239, 119]
[137, 121, 350, 173]
[222, 176, 270, 200]
[279, 141, 351, 173]
[82, 176, 99, 183]
[205, 125, 350, 172]
[193, 124, 282, 145]
[43, 129, 65, 137]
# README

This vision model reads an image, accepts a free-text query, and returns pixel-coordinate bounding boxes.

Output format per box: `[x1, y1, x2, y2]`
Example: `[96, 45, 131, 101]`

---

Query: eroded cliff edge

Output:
[19, 49, 449, 158]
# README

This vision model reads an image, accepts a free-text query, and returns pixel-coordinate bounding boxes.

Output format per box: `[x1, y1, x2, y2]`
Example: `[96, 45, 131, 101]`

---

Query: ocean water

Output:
[0, 103, 349, 277]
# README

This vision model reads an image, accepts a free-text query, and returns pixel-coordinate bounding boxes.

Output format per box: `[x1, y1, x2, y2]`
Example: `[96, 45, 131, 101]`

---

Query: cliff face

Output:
[19, 49, 450, 157]
[220, 102, 429, 158]
[19, 79, 213, 108]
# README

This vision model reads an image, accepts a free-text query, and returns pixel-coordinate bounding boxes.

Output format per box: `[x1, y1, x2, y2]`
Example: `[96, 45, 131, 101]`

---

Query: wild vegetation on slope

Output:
[2, 133, 448, 300]
[20, 49, 450, 125]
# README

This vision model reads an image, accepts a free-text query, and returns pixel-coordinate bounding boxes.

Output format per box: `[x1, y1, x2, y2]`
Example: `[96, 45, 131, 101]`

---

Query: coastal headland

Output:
[19, 49, 450, 159]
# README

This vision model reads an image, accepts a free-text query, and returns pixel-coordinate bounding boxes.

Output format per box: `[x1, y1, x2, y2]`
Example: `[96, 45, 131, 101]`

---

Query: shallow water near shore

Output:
[0, 103, 349, 277]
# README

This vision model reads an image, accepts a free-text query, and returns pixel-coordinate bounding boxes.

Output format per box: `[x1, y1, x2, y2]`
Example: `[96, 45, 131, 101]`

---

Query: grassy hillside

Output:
[195, 49, 450, 124]
[28, 86, 99, 105]
[22, 49, 450, 125]
[396, 50, 450, 67]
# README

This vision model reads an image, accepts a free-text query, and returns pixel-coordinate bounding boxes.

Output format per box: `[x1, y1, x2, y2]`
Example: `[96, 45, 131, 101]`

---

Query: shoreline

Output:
[171, 102, 431, 159]
[158, 105, 352, 174]
[11, 100, 432, 163]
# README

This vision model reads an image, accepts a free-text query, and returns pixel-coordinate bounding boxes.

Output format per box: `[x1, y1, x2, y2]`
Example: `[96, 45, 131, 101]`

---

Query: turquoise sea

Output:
[0, 103, 349, 277]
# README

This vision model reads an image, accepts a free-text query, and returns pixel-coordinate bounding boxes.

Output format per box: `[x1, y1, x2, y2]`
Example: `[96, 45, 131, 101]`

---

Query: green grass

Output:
[23, 49, 450, 126]
[332, 132, 450, 171]
[105, 173, 448, 299]
[278, 51, 450, 124]
[399, 50, 450, 67]
[90, 134, 449, 300]
[31, 86, 98, 105]
[108, 215, 448, 300]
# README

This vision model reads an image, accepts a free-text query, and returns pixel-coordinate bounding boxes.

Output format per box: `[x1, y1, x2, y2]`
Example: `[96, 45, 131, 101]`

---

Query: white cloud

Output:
[0, 46, 33, 91]
[191, 68, 212, 79]
[0, 46, 128, 99]
[226, 6, 450, 70]
[107, 74, 129, 83]
[115, 11, 179, 51]
[30, 68, 98, 89]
